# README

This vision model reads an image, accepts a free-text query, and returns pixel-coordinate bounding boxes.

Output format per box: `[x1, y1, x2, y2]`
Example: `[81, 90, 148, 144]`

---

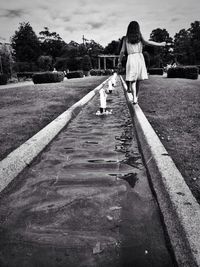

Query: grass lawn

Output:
[139, 75, 200, 203]
[0, 76, 107, 161]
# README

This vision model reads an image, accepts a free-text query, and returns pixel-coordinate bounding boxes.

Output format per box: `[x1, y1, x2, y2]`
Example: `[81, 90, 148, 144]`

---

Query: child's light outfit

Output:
[99, 88, 107, 109]
[121, 38, 148, 81]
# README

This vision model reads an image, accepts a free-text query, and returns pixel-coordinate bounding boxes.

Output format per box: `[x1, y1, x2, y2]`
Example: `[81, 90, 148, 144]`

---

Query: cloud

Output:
[64, 25, 77, 33]
[87, 21, 104, 29]
[0, 36, 6, 41]
[1, 8, 26, 18]
[171, 18, 180, 22]
[62, 16, 71, 22]
[0, 0, 200, 46]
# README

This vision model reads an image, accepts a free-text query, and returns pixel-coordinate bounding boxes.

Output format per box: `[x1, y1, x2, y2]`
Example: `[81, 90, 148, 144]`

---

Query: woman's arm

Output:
[118, 37, 126, 66]
[118, 51, 125, 65]
[141, 36, 166, 47]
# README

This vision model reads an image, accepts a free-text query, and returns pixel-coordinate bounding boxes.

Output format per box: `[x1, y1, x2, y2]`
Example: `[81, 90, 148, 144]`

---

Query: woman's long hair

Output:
[126, 21, 142, 44]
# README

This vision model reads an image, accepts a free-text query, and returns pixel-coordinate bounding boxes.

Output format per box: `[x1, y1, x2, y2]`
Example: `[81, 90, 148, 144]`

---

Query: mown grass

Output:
[139, 75, 200, 202]
[0, 76, 107, 160]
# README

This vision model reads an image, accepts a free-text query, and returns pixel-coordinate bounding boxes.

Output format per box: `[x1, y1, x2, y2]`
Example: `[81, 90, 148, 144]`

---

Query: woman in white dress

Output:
[118, 21, 166, 104]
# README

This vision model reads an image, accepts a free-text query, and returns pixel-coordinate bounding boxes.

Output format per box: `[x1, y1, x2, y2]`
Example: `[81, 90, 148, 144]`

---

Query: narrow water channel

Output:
[0, 80, 176, 267]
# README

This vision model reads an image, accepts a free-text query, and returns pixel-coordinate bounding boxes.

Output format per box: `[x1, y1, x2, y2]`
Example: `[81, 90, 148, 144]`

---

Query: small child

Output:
[111, 72, 117, 87]
[99, 86, 107, 113]
[96, 82, 113, 115]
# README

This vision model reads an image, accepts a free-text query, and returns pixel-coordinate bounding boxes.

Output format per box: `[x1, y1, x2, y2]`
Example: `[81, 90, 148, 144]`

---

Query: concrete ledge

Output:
[0, 77, 111, 193]
[120, 75, 200, 267]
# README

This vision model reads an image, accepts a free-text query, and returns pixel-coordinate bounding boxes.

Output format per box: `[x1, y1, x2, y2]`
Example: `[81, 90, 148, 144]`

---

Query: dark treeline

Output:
[1, 20, 200, 75]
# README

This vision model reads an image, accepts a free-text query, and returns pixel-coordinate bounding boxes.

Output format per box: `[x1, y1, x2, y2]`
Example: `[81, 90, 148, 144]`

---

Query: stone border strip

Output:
[0, 76, 111, 193]
[120, 75, 200, 267]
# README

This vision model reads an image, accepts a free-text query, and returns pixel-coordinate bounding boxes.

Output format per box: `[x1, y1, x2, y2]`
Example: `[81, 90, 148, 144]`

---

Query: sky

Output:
[0, 0, 200, 47]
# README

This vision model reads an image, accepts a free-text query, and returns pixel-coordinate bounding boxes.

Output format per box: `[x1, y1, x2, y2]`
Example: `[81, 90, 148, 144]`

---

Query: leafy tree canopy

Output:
[39, 27, 66, 59]
[150, 28, 173, 43]
[0, 44, 14, 75]
[11, 22, 41, 62]
[104, 40, 120, 55]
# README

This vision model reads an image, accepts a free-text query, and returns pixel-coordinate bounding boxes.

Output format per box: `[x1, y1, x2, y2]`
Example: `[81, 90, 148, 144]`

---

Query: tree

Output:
[82, 55, 92, 74]
[104, 40, 120, 55]
[84, 40, 104, 68]
[59, 40, 104, 69]
[0, 43, 14, 76]
[174, 29, 191, 64]
[11, 22, 41, 63]
[150, 28, 172, 43]
[37, 55, 52, 71]
[189, 21, 200, 64]
[148, 28, 173, 67]
[173, 21, 200, 65]
[39, 27, 66, 60]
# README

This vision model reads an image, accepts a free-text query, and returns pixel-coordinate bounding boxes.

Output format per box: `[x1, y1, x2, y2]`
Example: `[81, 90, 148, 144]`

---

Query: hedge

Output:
[167, 66, 198, 79]
[32, 72, 65, 84]
[196, 65, 200, 74]
[90, 69, 102, 76]
[148, 68, 164, 75]
[0, 74, 8, 85]
[102, 69, 113, 76]
[89, 69, 113, 76]
[17, 72, 35, 80]
[66, 71, 84, 79]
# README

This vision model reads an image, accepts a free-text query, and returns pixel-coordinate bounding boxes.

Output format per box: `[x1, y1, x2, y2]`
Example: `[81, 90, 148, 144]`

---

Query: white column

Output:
[98, 57, 101, 69]
[104, 57, 106, 70]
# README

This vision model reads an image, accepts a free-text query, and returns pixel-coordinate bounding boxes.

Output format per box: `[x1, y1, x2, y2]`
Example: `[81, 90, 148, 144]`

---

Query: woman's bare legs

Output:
[136, 80, 140, 96]
[135, 80, 141, 103]
[131, 81, 137, 104]
[127, 81, 132, 93]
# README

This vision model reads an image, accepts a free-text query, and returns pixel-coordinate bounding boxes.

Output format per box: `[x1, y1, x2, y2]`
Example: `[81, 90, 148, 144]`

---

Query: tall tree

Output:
[189, 21, 200, 64]
[37, 55, 53, 71]
[104, 40, 120, 55]
[84, 40, 104, 68]
[150, 28, 172, 43]
[82, 55, 92, 73]
[59, 40, 104, 70]
[174, 29, 192, 64]
[0, 43, 14, 75]
[39, 27, 66, 60]
[148, 28, 173, 67]
[11, 22, 41, 63]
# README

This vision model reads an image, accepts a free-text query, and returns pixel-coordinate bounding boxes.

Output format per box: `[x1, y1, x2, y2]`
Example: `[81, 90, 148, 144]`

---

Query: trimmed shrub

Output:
[184, 67, 199, 79]
[103, 69, 113, 75]
[118, 67, 126, 75]
[66, 71, 84, 79]
[90, 69, 102, 76]
[167, 66, 198, 80]
[0, 74, 8, 85]
[17, 72, 35, 80]
[196, 65, 200, 74]
[89, 69, 113, 76]
[148, 68, 164, 75]
[32, 71, 65, 84]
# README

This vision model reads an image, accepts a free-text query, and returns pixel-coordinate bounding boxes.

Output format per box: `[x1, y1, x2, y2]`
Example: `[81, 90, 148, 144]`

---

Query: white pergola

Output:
[98, 54, 119, 69]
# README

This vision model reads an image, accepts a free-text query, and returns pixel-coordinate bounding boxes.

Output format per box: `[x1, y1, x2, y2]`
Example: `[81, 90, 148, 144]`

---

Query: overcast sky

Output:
[0, 0, 200, 46]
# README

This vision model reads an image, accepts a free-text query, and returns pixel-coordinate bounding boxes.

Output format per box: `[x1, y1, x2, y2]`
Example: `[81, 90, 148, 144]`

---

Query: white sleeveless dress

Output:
[122, 38, 148, 81]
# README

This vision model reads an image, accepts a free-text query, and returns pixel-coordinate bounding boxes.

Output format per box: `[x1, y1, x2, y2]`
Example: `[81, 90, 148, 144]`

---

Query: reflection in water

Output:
[119, 172, 138, 188]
